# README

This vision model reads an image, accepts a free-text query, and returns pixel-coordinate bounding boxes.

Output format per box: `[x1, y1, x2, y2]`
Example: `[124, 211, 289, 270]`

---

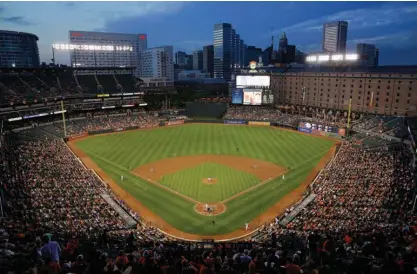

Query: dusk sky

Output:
[1, 1, 417, 66]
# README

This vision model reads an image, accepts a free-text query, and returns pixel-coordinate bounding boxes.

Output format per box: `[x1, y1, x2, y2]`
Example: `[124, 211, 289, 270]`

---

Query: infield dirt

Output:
[67, 124, 338, 241]
[132, 155, 285, 182]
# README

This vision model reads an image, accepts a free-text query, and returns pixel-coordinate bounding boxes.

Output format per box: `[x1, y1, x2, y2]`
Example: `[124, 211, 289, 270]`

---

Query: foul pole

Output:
[347, 98, 352, 138]
[61, 100, 67, 137]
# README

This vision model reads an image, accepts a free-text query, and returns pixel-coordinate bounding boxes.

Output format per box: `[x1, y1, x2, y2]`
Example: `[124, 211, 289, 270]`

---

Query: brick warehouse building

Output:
[270, 66, 417, 116]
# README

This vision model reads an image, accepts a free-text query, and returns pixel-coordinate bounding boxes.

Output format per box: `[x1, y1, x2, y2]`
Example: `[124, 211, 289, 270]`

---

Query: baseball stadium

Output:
[1, 64, 417, 273]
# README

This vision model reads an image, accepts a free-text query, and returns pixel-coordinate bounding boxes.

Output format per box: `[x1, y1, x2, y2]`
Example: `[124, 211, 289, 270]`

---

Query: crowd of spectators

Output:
[40, 111, 161, 138]
[224, 106, 283, 122]
[258, 142, 417, 272]
[223, 106, 349, 128]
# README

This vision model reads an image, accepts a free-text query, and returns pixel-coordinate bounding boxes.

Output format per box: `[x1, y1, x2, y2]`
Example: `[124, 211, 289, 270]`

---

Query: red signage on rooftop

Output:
[71, 32, 83, 37]
[139, 35, 146, 40]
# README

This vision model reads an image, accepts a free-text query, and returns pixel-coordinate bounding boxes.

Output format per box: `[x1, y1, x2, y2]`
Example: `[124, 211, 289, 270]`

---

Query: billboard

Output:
[248, 121, 270, 126]
[243, 89, 262, 105]
[298, 122, 312, 133]
[299, 122, 346, 138]
[262, 92, 274, 104]
[224, 120, 246, 125]
[232, 88, 243, 104]
[236, 75, 270, 87]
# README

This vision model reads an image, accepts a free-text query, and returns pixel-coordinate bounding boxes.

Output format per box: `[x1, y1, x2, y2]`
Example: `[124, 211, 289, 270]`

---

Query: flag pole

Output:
[61, 100, 67, 137]
[347, 98, 352, 138]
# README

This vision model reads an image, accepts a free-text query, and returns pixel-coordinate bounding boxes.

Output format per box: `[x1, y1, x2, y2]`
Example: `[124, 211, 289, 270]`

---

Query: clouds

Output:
[1, 2, 186, 63]
[273, 3, 417, 35]
[1, 16, 32, 26]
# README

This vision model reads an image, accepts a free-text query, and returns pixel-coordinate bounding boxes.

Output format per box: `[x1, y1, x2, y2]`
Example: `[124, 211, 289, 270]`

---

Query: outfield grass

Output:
[75, 124, 336, 235]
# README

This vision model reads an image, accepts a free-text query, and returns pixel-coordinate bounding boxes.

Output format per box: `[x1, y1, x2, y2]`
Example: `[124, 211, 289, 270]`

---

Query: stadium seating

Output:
[96, 74, 117, 93]
[115, 74, 138, 93]
[1, 106, 417, 274]
[76, 74, 98, 94]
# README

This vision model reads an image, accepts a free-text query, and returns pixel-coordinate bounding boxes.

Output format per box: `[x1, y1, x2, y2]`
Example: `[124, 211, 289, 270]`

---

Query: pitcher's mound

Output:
[194, 203, 226, 216]
[202, 178, 218, 184]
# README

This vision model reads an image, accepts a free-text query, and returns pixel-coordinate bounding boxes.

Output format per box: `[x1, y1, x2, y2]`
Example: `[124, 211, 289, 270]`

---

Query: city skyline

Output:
[1, 1, 417, 66]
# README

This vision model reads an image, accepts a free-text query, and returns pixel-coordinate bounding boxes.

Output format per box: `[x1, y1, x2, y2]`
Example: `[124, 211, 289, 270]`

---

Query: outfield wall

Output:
[64, 119, 345, 141]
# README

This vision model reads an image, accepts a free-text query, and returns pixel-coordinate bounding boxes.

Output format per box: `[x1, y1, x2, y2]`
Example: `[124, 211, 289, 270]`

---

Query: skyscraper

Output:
[322, 21, 348, 54]
[357, 43, 379, 67]
[278, 32, 288, 53]
[175, 51, 187, 66]
[192, 50, 203, 70]
[213, 23, 246, 81]
[203, 45, 214, 76]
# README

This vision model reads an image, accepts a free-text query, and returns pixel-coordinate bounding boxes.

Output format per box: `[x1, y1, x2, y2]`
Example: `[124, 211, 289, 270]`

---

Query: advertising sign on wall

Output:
[166, 120, 184, 126]
[248, 121, 270, 126]
[298, 122, 312, 133]
[224, 120, 246, 125]
[232, 88, 243, 104]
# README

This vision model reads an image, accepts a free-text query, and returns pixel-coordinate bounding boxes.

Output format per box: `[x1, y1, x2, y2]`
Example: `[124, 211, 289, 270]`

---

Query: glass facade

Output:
[322, 21, 348, 54]
[0, 30, 40, 68]
[213, 23, 246, 81]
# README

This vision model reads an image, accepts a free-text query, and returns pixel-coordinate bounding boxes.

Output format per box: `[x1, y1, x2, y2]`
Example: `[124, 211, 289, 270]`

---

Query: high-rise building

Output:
[203, 45, 214, 76]
[192, 50, 203, 70]
[0, 30, 40, 68]
[322, 21, 348, 54]
[175, 51, 187, 66]
[141, 46, 174, 85]
[68, 30, 147, 76]
[286, 45, 296, 63]
[357, 43, 379, 67]
[246, 46, 263, 63]
[213, 23, 246, 81]
[278, 32, 288, 53]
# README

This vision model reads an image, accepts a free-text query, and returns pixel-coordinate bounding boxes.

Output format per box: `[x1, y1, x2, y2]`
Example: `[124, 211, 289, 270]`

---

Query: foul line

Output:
[130, 170, 199, 204]
[221, 148, 333, 204]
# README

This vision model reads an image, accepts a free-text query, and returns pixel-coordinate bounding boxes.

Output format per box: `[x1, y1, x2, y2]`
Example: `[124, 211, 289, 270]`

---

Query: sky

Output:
[1, 1, 417, 66]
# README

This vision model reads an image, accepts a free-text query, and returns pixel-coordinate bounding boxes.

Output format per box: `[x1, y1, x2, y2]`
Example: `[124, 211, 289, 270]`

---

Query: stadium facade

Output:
[0, 30, 40, 68]
[271, 66, 417, 116]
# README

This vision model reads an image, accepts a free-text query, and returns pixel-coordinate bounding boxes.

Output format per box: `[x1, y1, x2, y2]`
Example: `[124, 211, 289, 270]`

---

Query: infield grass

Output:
[160, 162, 260, 202]
[75, 123, 337, 235]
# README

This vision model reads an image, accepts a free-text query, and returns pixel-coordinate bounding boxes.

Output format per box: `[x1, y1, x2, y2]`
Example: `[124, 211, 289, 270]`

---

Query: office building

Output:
[357, 43, 379, 67]
[193, 50, 203, 70]
[141, 46, 174, 87]
[203, 45, 214, 77]
[177, 70, 211, 80]
[175, 51, 187, 66]
[286, 45, 296, 63]
[278, 32, 288, 53]
[0, 30, 40, 68]
[68, 30, 147, 76]
[213, 23, 246, 81]
[322, 21, 348, 54]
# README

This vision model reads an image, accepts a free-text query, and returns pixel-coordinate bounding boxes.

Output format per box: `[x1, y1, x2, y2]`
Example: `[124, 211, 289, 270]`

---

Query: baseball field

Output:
[68, 123, 338, 240]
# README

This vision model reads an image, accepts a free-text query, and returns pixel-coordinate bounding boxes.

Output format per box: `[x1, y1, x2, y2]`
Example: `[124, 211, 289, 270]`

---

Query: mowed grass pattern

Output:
[75, 124, 336, 235]
[160, 162, 260, 202]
